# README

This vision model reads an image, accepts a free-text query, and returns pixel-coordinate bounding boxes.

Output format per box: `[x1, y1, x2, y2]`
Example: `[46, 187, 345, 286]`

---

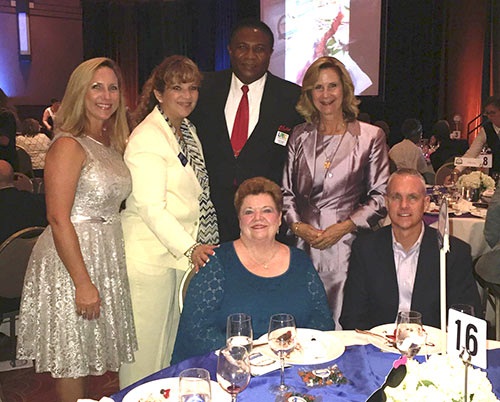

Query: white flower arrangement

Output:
[384, 355, 498, 402]
[456, 171, 496, 191]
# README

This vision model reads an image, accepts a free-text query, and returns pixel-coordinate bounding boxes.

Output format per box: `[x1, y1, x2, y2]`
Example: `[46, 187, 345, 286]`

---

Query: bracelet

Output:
[292, 221, 302, 234]
[184, 242, 201, 262]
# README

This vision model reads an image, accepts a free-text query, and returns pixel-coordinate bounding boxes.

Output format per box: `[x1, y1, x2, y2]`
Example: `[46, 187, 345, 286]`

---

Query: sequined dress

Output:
[17, 135, 137, 378]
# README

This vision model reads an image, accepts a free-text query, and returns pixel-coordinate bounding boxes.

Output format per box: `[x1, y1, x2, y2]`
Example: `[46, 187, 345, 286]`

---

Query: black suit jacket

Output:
[340, 225, 482, 330]
[0, 187, 48, 244]
[190, 70, 303, 242]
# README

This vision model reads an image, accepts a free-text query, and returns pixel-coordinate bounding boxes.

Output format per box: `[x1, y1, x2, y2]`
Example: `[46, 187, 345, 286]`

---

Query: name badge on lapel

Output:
[178, 152, 188, 167]
[274, 124, 291, 146]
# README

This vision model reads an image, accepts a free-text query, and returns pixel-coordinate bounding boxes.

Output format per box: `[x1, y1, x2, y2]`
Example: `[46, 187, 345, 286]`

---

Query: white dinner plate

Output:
[469, 207, 487, 219]
[368, 323, 445, 355]
[256, 328, 344, 365]
[122, 377, 231, 402]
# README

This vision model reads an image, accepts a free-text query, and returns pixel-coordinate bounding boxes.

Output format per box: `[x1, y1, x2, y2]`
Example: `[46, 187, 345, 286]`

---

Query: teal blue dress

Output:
[171, 242, 334, 363]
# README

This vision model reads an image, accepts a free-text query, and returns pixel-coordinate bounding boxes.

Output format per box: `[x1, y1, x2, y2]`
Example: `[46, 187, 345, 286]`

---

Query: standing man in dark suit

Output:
[0, 160, 47, 244]
[190, 19, 303, 242]
[340, 168, 481, 330]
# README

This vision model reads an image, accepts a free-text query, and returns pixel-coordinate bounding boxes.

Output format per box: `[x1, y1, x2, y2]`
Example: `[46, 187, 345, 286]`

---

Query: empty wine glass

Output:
[226, 313, 253, 353]
[217, 345, 251, 402]
[395, 310, 426, 359]
[268, 313, 297, 393]
[179, 367, 211, 402]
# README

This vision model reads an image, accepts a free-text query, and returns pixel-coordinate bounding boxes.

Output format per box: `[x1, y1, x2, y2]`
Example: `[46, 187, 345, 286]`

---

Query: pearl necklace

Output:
[241, 240, 279, 269]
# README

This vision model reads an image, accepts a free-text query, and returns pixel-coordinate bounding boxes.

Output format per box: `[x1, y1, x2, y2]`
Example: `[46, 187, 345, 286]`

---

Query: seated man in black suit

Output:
[340, 168, 481, 330]
[0, 160, 47, 244]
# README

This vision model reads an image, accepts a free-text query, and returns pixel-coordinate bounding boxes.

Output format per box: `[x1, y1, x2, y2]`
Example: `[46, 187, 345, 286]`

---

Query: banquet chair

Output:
[0, 226, 45, 366]
[178, 265, 196, 312]
[473, 261, 500, 340]
[16, 146, 34, 178]
[434, 162, 455, 185]
[13, 172, 34, 192]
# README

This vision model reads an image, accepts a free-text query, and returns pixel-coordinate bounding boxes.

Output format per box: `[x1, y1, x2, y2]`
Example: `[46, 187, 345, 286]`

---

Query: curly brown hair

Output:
[131, 55, 202, 128]
[234, 177, 283, 215]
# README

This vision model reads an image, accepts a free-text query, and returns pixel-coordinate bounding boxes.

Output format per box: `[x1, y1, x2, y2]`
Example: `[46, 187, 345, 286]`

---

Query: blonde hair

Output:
[132, 55, 202, 128]
[55, 57, 129, 154]
[296, 56, 360, 123]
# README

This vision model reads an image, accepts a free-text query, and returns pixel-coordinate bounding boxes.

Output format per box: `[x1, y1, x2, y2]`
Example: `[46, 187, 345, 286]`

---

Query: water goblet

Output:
[395, 310, 426, 359]
[268, 313, 297, 393]
[179, 367, 211, 402]
[226, 313, 253, 353]
[216, 345, 251, 402]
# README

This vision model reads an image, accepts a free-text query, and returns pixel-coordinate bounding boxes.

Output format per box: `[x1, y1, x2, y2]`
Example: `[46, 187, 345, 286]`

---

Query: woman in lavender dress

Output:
[282, 56, 389, 328]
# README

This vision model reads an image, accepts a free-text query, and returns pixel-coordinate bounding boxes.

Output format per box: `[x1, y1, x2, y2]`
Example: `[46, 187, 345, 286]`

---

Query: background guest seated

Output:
[389, 118, 435, 183]
[16, 118, 51, 178]
[429, 119, 468, 172]
[171, 177, 334, 364]
[0, 160, 47, 244]
[340, 168, 481, 330]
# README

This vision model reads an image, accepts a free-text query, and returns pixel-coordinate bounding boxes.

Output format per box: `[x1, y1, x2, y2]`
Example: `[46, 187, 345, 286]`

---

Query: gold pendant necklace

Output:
[323, 130, 347, 171]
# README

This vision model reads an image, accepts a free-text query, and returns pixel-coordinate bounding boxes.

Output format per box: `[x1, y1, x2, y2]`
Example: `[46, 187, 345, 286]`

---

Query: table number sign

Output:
[454, 155, 493, 168]
[447, 309, 487, 369]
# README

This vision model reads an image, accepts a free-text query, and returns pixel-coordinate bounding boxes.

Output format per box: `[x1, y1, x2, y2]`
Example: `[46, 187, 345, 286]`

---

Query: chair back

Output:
[13, 172, 34, 192]
[178, 266, 197, 312]
[0, 226, 45, 298]
[435, 161, 455, 185]
[16, 146, 34, 178]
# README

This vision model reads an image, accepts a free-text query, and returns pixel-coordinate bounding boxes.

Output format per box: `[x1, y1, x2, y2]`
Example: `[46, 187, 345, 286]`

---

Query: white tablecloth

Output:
[430, 216, 491, 260]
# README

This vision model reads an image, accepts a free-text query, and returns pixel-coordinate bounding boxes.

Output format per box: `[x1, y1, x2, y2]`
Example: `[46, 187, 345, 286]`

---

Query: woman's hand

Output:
[294, 222, 324, 244]
[310, 220, 356, 250]
[75, 281, 101, 320]
[191, 244, 218, 271]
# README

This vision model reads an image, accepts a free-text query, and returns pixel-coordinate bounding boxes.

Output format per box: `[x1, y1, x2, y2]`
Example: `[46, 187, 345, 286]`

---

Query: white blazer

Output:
[122, 107, 202, 270]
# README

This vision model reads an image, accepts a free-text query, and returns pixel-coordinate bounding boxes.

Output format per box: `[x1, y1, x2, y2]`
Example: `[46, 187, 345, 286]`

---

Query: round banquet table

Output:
[426, 214, 491, 260]
[111, 331, 500, 402]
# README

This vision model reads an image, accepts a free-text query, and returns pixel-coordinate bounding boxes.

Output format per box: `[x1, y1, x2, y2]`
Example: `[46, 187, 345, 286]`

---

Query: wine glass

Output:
[179, 368, 211, 402]
[226, 313, 253, 353]
[395, 310, 426, 359]
[267, 313, 297, 393]
[217, 345, 251, 402]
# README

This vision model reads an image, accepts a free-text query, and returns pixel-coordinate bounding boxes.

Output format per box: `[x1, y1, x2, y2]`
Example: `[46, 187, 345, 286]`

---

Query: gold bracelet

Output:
[292, 221, 302, 234]
[184, 242, 201, 262]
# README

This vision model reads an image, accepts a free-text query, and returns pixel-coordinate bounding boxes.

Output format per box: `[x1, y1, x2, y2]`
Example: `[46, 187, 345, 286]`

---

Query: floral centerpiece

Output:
[384, 354, 498, 401]
[456, 171, 496, 193]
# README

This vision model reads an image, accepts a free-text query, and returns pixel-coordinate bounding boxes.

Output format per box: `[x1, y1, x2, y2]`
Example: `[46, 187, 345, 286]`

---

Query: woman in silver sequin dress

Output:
[17, 58, 137, 402]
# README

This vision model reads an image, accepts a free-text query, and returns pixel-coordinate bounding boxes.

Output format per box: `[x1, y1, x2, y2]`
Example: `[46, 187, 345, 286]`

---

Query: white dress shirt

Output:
[225, 73, 267, 140]
[392, 222, 425, 312]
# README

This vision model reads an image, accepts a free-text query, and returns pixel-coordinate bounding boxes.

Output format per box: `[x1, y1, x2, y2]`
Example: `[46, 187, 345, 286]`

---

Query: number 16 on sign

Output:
[447, 309, 487, 369]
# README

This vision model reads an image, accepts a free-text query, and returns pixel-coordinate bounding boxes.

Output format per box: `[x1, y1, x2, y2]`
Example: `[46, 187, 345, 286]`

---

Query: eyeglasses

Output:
[484, 110, 498, 117]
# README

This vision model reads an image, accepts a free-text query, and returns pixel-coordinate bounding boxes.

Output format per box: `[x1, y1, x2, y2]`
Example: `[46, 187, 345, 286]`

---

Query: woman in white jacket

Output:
[119, 56, 219, 387]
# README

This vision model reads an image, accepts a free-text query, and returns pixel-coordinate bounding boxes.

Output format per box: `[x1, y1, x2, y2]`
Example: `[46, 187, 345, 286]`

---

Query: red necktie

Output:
[231, 85, 249, 158]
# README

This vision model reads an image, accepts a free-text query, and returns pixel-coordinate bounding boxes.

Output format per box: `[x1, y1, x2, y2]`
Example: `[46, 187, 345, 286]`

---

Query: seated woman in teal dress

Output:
[171, 177, 334, 363]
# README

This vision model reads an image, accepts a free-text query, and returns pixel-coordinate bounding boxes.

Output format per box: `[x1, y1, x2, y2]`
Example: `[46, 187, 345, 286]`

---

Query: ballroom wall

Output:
[0, 0, 83, 114]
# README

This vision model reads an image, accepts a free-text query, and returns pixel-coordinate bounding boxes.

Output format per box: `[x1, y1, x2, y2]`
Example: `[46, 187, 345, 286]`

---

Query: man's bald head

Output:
[0, 160, 14, 187]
